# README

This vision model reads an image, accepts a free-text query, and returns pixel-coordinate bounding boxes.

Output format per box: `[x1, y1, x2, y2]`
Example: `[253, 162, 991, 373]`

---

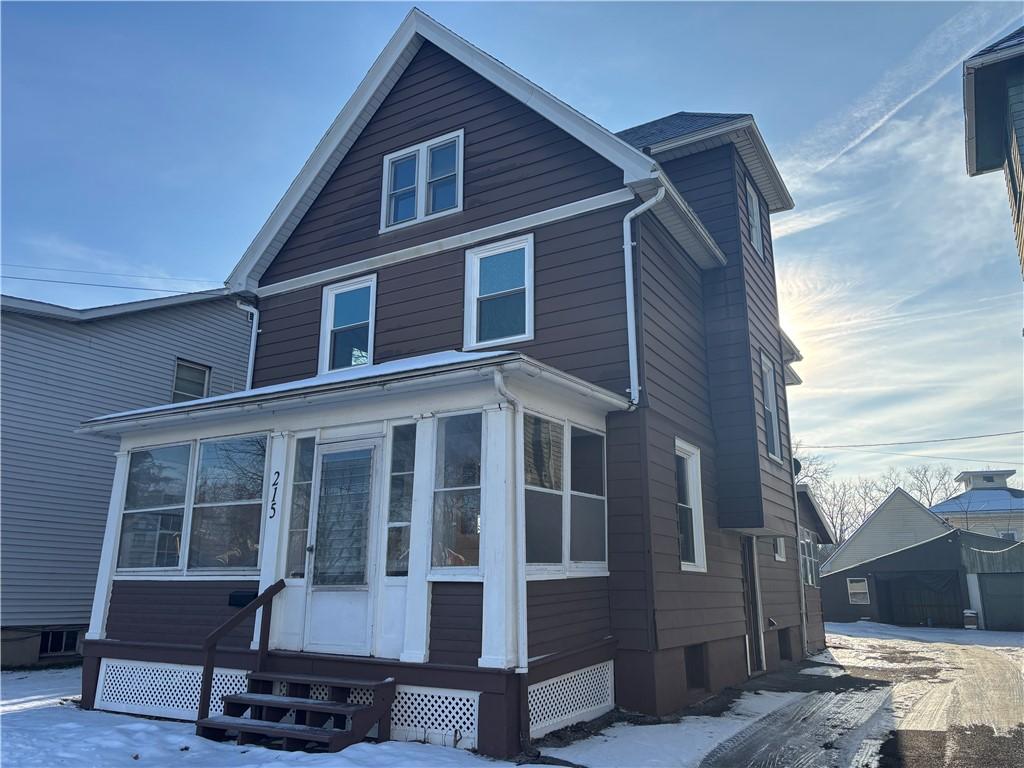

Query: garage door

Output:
[880, 571, 962, 627]
[979, 573, 1024, 631]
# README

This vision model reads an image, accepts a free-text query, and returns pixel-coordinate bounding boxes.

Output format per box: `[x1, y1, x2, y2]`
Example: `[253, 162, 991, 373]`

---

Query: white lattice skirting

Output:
[94, 660, 480, 750]
[95, 659, 248, 720]
[528, 660, 615, 737]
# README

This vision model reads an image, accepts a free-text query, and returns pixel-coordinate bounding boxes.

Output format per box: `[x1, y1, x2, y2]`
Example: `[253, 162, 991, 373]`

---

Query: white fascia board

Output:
[0, 290, 229, 322]
[631, 175, 727, 268]
[225, 8, 657, 293]
[647, 117, 795, 213]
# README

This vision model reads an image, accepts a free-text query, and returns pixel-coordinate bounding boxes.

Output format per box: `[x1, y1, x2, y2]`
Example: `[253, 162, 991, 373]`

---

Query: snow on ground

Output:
[540, 690, 806, 768]
[825, 620, 1024, 649]
[799, 665, 846, 677]
[0, 667, 495, 768]
[823, 620, 1024, 668]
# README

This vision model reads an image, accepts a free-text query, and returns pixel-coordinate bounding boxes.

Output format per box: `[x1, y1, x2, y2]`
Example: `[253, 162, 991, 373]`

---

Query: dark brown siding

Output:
[756, 536, 801, 633]
[636, 212, 748, 650]
[526, 577, 611, 658]
[735, 153, 796, 535]
[105, 580, 258, 647]
[252, 203, 633, 392]
[429, 581, 483, 666]
[660, 148, 763, 530]
[259, 41, 622, 288]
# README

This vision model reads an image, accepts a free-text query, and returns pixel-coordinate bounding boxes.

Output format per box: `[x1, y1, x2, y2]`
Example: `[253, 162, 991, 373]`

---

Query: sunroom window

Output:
[285, 437, 315, 579]
[386, 424, 417, 577]
[432, 413, 482, 569]
[380, 130, 463, 231]
[116, 434, 268, 573]
[524, 414, 607, 572]
[464, 234, 534, 350]
[319, 276, 375, 373]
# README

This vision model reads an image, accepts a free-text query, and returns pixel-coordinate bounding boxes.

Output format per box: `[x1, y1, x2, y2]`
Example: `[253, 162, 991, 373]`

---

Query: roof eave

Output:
[630, 174, 728, 269]
[646, 116, 795, 213]
[0, 289, 231, 322]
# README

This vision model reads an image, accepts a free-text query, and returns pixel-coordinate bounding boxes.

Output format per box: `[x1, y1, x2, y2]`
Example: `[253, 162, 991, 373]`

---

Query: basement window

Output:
[847, 577, 870, 605]
[380, 130, 463, 231]
[39, 629, 80, 657]
[684, 643, 707, 690]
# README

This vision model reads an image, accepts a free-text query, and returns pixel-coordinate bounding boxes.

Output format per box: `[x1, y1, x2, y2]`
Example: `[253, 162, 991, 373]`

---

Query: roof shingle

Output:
[616, 111, 749, 150]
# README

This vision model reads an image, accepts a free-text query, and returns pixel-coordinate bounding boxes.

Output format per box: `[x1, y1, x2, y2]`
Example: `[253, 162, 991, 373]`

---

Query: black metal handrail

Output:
[197, 578, 286, 721]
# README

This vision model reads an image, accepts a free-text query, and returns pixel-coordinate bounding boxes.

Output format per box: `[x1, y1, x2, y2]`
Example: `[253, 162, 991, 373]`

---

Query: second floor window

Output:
[172, 359, 209, 403]
[464, 234, 534, 350]
[380, 130, 463, 231]
[746, 178, 764, 260]
[760, 352, 782, 459]
[319, 276, 376, 373]
[675, 438, 707, 572]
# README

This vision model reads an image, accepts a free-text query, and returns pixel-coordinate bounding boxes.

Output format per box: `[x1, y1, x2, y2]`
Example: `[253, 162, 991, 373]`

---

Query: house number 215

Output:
[268, 471, 281, 518]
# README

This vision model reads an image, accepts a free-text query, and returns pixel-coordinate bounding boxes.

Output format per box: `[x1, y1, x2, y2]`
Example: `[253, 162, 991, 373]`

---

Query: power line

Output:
[1, 276, 225, 295]
[2, 263, 220, 284]
[802, 430, 1024, 449]
[819, 445, 1024, 466]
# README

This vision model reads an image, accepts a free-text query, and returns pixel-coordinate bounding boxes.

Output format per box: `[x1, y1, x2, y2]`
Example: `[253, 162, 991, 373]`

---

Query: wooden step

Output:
[196, 715, 339, 745]
[247, 672, 394, 690]
[223, 692, 366, 716]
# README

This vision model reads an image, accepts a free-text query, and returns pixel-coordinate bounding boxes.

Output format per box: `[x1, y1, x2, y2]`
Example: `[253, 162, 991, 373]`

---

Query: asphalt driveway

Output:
[699, 622, 1024, 768]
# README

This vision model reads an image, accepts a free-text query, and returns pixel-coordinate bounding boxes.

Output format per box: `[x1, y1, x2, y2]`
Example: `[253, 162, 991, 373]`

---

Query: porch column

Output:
[253, 430, 290, 649]
[479, 404, 517, 669]
[86, 449, 129, 640]
[401, 416, 437, 664]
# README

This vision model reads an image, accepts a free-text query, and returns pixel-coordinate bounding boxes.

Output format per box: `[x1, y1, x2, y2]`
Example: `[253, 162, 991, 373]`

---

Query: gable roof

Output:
[819, 487, 952, 574]
[617, 110, 794, 213]
[0, 290, 231, 322]
[226, 9, 732, 294]
[796, 483, 836, 545]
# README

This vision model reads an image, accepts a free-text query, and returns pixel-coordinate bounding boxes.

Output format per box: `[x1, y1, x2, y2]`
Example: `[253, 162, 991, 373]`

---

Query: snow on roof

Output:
[85, 349, 516, 425]
[930, 487, 1024, 516]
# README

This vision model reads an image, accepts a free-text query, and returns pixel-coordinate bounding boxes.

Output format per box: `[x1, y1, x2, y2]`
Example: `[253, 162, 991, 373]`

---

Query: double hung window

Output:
[464, 234, 534, 349]
[847, 577, 870, 604]
[381, 130, 463, 230]
[675, 438, 707, 572]
[799, 527, 820, 587]
[746, 178, 764, 259]
[172, 360, 210, 403]
[319, 276, 376, 373]
[761, 353, 782, 459]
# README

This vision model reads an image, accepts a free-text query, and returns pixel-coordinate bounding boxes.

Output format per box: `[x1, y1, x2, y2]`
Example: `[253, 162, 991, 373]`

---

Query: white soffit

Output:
[226, 8, 658, 294]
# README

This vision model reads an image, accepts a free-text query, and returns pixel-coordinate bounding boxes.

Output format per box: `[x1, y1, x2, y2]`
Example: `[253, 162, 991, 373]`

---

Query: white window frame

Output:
[760, 352, 782, 460]
[523, 409, 608, 579]
[114, 432, 270, 578]
[847, 577, 870, 605]
[383, 419, 418, 581]
[773, 537, 786, 562]
[746, 177, 764, 259]
[379, 129, 464, 233]
[318, 275, 377, 374]
[463, 233, 535, 351]
[172, 359, 210, 402]
[799, 527, 820, 587]
[675, 437, 707, 573]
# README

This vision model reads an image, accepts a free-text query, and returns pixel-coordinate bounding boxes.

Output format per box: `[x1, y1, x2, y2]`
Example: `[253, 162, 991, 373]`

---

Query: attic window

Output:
[983, 475, 995, 483]
[746, 178, 764, 260]
[380, 130, 463, 231]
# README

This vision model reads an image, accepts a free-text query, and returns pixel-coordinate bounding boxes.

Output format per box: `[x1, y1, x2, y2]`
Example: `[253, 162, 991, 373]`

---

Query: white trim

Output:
[773, 536, 786, 562]
[675, 437, 708, 573]
[527, 660, 615, 737]
[463, 234, 534, 351]
[225, 8, 655, 292]
[256, 190, 635, 298]
[745, 177, 764, 260]
[749, 535, 766, 672]
[760, 352, 782, 459]
[400, 417, 437, 664]
[318, 275, 377, 374]
[379, 129, 464, 232]
[253, 431, 291, 648]
[171, 359, 211, 402]
[87, 450, 130, 640]
[846, 577, 870, 605]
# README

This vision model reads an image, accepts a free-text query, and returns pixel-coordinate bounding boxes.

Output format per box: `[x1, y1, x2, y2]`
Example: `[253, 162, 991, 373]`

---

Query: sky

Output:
[2, 2, 1022, 481]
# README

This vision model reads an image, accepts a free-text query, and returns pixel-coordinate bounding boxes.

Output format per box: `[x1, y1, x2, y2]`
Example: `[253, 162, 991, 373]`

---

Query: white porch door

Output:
[302, 439, 381, 655]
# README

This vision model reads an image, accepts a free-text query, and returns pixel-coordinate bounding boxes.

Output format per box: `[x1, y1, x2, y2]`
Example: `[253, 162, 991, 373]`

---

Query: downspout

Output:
[493, 369, 531, 752]
[622, 187, 665, 407]
[236, 301, 259, 390]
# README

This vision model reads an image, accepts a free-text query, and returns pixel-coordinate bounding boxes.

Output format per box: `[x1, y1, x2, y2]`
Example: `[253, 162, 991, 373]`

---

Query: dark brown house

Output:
[79, 9, 826, 758]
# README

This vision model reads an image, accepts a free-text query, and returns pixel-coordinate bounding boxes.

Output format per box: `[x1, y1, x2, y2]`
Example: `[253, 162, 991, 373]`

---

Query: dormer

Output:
[955, 469, 1016, 491]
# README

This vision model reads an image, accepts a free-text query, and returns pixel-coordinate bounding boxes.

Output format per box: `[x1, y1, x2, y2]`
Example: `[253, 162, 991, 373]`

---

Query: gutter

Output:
[622, 186, 666, 406]
[236, 301, 260, 390]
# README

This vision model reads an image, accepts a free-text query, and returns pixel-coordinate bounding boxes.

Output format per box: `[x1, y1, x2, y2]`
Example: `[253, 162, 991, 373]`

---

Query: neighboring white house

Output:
[930, 470, 1024, 542]
[819, 488, 951, 576]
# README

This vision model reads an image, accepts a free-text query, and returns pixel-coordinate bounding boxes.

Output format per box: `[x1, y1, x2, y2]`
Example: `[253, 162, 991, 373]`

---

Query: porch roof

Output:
[80, 350, 629, 434]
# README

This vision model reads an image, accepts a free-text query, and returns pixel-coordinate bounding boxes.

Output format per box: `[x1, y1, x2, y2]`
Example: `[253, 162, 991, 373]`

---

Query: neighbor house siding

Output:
[797, 498, 826, 650]
[252, 202, 634, 392]
[428, 582, 483, 666]
[636, 212, 748, 651]
[259, 41, 623, 288]
[104, 580, 258, 647]
[526, 577, 611, 659]
[0, 300, 251, 628]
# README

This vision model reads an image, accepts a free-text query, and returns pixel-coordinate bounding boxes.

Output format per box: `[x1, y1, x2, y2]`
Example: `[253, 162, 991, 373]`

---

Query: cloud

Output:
[779, 5, 1021, 195]
[773, 198, 870, 240]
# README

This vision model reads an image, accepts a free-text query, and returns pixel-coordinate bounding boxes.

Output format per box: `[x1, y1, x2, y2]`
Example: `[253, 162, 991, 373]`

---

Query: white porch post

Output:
[401, 416, 436, 664]
[86, 449, 130, 640]
[479, 404, 517, 669]
[253, 430, 290, 648]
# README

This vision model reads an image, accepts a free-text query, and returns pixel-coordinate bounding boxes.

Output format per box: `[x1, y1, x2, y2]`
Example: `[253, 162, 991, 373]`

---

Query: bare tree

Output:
[792, 441, 833, 487]
[902, 464, 959, 506]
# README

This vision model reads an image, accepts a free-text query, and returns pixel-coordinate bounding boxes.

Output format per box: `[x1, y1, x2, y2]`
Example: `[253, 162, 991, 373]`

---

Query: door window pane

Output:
[525, 489, 562, 563]
[117, 510, 183, 568]
[313, 449, 372, 586]
[124, 445, 191, 510]
[286, 437, 315, 579]
[187, 503, 261, 568]
[570, 495, 606, 562]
